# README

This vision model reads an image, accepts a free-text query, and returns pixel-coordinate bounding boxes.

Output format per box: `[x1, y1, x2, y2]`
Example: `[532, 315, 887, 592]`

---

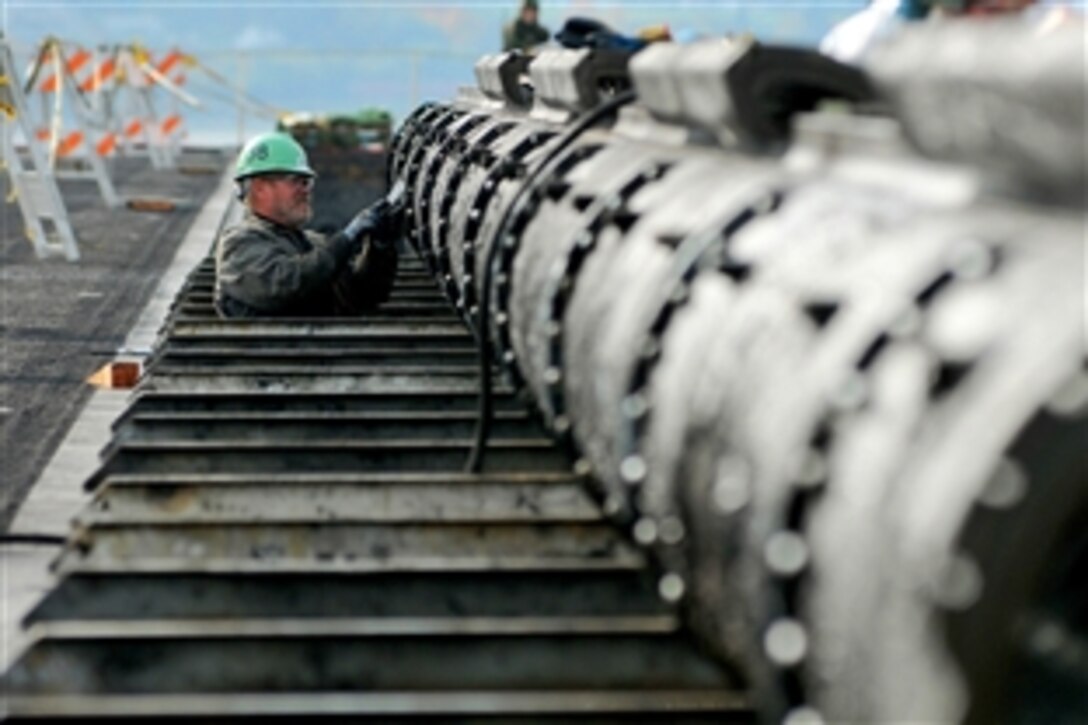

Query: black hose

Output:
[465, 89, 638, 473]
[0, 533, 67, 546]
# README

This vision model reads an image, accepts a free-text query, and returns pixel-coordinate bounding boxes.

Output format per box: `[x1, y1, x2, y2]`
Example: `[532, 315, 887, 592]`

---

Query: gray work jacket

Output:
[214, 210, 352, 317]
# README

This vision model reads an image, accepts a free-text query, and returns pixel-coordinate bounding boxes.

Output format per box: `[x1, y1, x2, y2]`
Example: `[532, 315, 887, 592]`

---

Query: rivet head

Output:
[978, 457, 1028, 510]
[764, 618, 808, 666]
[784, 707, 826, 725]
[1046, 369, 1088, 418]
[552, 415, 571, 434]
[543, 367, 562, 385]
[932, 553, 984, 610]
[764, 531, 809, 577]
[620, 455, 647, 485]
[659, 516, 685, 545]
[573, 458, 592, 476]
[658, 572, 686, 602]
[633, 517, 658, 545]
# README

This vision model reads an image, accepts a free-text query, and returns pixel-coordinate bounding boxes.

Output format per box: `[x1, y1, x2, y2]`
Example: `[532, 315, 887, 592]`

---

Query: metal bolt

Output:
[658, 572, 686, 602]
[573, 458, 593, 476]
[633, 517, 658, 545]
[784, 707, 826, 725]
[933, 553, 984, 610]
[1046, 369, 1088, 418]
[978, 457, 1028, 510]
[553, 415, 571, 434]
[764, 618, 808, 666]
[764, 531, 809, 577]
[659, 516, 686, 545]
[620, 455, 648, 485]
[544, 367, 562, 386]
[603, 495, 624, 517]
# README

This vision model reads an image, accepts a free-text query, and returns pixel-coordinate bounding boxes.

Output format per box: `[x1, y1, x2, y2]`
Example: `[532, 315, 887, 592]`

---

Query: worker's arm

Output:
[216, 225, 354, 315]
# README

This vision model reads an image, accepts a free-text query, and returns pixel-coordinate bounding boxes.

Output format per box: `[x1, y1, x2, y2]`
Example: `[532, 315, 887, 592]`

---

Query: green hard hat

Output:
[234, 131, 316, 181]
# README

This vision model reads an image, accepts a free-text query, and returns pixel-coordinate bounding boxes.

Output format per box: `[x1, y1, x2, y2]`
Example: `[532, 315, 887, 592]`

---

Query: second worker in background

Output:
[502, 0, 550, 52]
[215, 131, 401, 318]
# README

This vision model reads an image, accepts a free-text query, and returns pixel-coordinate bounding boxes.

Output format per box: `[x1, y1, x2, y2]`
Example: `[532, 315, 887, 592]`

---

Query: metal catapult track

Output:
[4, 18, 1086, 725]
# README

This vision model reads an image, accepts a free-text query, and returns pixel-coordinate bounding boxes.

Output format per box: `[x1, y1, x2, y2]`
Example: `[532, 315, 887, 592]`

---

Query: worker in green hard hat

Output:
[502, 0, 550, 52]
[215, 131, 401, 318]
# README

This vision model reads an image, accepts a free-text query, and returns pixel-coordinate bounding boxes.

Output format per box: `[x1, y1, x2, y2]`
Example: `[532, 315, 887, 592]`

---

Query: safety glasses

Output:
[265, 173, 315, 190]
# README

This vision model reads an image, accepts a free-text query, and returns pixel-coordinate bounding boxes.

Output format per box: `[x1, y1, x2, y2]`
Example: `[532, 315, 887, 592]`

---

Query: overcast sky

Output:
[1, 1, 1077, 143]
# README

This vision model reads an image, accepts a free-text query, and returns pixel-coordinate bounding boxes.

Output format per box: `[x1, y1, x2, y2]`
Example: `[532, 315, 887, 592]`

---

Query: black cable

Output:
[465, 89, 638, 473]
[0, 533, 68, 546]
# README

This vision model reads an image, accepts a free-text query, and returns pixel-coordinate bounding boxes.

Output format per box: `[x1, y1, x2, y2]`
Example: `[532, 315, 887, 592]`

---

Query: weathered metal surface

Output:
[85, 439, 571, 489]
[108, 410, 539, 442]
[111, 390, 524, 421]
[53, 520, 645, 574]
[385, 24, 1087, 725]
[4, 691, 750, 722]
[25, 568, 672, 622]
[82, 472, 597, 523]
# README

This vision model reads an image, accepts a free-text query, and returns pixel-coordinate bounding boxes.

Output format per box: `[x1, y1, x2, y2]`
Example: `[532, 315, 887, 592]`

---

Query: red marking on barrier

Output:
[80, 57, 116, 92]
[39, 48, 91, 93]
[161, 114, 182, 135]
[96, 133, 117, 157]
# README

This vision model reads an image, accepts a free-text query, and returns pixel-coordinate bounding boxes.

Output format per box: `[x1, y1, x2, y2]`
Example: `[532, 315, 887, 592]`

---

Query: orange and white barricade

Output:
[0, 36, 80, 260]
[24, 37, 120, 207]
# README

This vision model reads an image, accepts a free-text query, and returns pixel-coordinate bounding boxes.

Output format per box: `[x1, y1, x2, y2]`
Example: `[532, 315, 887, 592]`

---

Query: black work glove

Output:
[343, 181, 407, 250]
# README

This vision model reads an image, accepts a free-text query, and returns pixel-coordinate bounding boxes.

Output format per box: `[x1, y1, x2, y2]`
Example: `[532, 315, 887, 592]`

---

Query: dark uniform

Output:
[215, 209, 395, 318]
[503, 0, 549, 52]
[503, 18, 550, 51]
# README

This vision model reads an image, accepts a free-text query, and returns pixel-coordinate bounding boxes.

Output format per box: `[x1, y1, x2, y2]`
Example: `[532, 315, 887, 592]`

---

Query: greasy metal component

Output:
[389, 29, 1086, 725]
